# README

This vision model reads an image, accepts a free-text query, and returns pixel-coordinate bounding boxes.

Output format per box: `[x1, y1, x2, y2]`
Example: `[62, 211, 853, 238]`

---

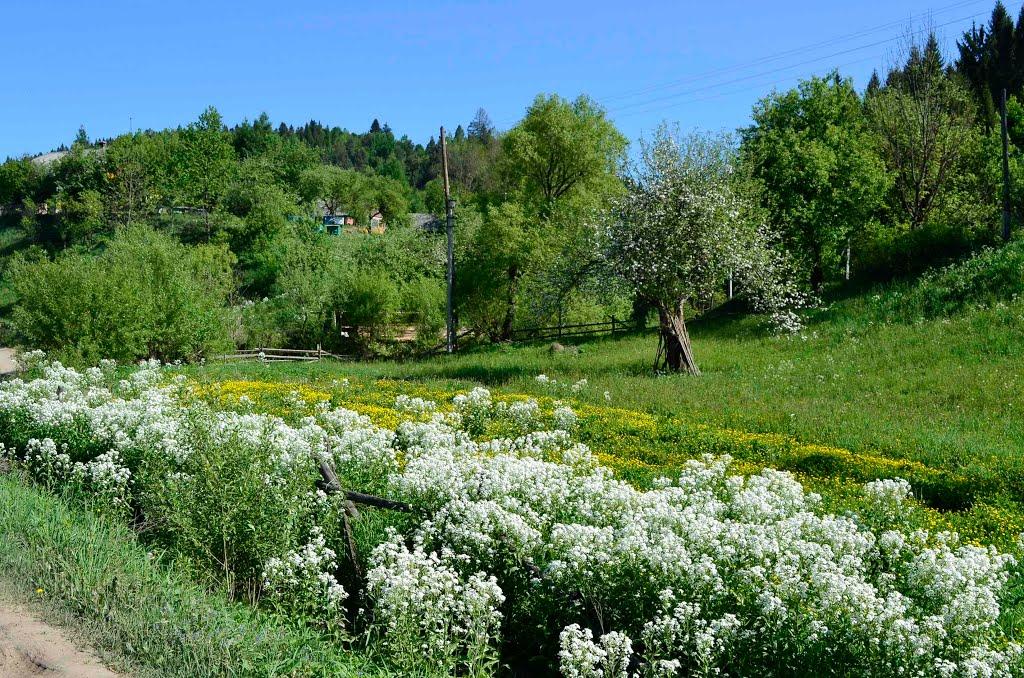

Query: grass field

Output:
[189, 289, 1024, 542]
[195, 293, 1024, 471]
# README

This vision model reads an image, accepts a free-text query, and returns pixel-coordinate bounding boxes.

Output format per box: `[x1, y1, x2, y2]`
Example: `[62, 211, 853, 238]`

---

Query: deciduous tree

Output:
[607, 127, 803, 374]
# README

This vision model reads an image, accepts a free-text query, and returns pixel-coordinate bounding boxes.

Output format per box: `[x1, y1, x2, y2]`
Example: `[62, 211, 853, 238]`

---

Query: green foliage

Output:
[6, 226, 234, 364]
[743, 72, 889, 288]
[868, 40, 977, 231]
[172, 107, 236, 218]
[500, 93, 626, 216]
[878, 237, 1024, 320]
[400, 276, 445, 350]
[336, 267, 399, 342]
[273, 231, 336, 346]
[0, 157, 41, 208]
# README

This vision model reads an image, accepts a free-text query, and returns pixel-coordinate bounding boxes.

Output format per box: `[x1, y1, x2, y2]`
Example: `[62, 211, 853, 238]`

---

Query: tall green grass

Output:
[0, 472, 382, 677]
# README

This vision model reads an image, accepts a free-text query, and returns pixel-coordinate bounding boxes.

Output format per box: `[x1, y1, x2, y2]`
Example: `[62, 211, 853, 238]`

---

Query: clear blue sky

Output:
[0, 0, 1005, 159]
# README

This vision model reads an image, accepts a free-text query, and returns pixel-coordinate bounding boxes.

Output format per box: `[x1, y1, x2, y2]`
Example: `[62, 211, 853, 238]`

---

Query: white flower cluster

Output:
[453, 385, 579, 439]
[71, 448, 132, 513]
[263, 527, 348, 629]
[366, 534, 505, 674]
[863, 477, 915, 525]
[25, 437, 72, 486]
[388, 412, 1022, 676]
[394, 394, 438, 415]
[535, 374, 590, 396]
[559, 625, 633, 678]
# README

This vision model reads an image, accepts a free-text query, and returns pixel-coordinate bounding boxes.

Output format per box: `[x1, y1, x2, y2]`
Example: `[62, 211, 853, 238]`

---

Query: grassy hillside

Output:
[188, 247, 1024, 550]
[195, 288, 1024, 485]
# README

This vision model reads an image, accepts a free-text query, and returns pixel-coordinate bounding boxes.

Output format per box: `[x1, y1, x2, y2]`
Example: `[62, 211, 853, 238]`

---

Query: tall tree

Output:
[743, 72, 889, 289]
[871, 39, 976, 230]
[467, 108, 495, 143]
[500, 93, 627, 217]
[174, 107, 235, 234]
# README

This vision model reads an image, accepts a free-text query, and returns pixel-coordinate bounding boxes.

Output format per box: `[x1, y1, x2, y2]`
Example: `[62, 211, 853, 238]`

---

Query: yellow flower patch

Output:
[183, 374, 1024, 548]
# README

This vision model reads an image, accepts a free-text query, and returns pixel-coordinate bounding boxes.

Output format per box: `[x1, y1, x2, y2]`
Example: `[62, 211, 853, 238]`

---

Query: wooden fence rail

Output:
[509, 316, 631, 342]
[214, 345, 350, 363]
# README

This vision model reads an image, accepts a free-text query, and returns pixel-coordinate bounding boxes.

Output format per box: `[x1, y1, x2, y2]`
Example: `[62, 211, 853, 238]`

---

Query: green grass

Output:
[0, 472, 383, 677]
[193, 292, 1024, 483]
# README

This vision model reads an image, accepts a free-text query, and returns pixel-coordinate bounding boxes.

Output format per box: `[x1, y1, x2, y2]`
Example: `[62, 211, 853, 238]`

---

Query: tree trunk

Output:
[500, 265, 519, 341]
[656, 301, 700, 375]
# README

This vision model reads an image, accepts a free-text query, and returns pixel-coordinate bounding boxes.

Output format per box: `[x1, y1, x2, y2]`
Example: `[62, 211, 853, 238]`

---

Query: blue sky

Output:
[0, 0, 1006, 159]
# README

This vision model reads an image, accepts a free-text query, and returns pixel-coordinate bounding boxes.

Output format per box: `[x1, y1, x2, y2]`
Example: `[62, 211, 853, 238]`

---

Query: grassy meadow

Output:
[188, 286, 1024, 543]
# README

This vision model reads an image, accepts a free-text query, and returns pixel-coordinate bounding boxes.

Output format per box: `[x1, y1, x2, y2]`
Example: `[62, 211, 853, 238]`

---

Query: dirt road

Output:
[0, 349, 16, 376]
[0, 602, 120, 676]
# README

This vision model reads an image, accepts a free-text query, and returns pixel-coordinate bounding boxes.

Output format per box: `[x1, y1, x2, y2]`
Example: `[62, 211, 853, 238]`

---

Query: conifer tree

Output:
[866, 70, 882, 97]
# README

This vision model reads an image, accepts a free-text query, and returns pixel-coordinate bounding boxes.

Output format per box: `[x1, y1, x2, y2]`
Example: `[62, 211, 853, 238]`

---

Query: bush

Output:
[336, 267, 399, 347]
[6, 225, 234, 364]
[400, 276, 445, 350]
[878, 238, 1024, 320]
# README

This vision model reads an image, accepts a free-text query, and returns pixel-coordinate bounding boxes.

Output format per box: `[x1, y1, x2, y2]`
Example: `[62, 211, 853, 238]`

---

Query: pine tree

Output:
[957, 21, 997, 125]
[866, 70, 882, 97]
[370, 118, 382, 134]
[1014, 3, 1024, 93]
[454, 125, 465, 142]
[990, 2, 1016, 99]
[468, 108, 495, 143]
[923, 32, 944, 76]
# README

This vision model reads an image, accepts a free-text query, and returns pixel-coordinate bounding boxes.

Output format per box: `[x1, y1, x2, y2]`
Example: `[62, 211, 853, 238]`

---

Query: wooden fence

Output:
[508, 317, 632, 343]
[215, 345, 349, 362]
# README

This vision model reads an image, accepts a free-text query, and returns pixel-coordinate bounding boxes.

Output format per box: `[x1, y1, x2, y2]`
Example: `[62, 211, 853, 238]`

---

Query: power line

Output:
[611, 54, 884, 122]
[492, 0, 989, 129]
[597, 0, 987, 105]
[604, 10, 987, 118]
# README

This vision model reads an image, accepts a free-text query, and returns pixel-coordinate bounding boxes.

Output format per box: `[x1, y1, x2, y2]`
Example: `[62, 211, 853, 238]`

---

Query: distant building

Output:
[322, 213, 355, 235]
[369, 211, 385, 233]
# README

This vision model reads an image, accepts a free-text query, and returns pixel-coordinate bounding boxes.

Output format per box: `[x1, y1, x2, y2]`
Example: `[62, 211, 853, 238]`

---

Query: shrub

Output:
[6, 225, 234, 364]
[881, 239, 1024, 320]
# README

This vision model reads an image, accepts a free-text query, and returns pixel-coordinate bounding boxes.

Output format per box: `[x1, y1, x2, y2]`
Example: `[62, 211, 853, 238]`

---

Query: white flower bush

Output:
[559, 625, 633, 678]
[263, 527, 348, 631]
[0, 359, 1020, 676]
[366, 534, 505, 676]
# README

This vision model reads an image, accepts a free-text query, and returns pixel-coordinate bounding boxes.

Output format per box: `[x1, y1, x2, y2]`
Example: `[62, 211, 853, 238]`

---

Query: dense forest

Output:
[3, 1, 1024, 367]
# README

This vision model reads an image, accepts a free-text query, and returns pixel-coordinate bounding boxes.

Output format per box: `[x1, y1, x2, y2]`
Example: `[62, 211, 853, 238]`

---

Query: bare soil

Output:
[0, 603, 120, 677]
[0, 348, 16, 376]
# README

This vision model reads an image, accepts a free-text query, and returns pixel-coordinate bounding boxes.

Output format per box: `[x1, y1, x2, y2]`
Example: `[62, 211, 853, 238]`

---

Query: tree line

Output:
[2, 1, 1023, 371]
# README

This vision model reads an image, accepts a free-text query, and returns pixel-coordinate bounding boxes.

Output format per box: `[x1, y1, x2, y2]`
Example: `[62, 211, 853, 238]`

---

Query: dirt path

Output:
[0, 349, 17, 376]
[0, 603, 120, 677]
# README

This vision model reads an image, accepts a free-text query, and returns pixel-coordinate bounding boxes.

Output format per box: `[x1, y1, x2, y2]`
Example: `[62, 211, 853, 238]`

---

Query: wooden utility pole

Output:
[1001, 88, 1012, 242]
[440, 127, 456, 353]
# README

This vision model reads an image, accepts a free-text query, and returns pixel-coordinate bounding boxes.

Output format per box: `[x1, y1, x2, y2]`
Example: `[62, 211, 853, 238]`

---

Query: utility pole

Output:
[1001, 88, 1012, 242]
[440, 127, 456, 353]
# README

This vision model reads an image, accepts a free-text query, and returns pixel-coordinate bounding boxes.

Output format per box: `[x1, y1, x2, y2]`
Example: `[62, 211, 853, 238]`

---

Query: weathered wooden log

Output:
[316, 460, 413, 513]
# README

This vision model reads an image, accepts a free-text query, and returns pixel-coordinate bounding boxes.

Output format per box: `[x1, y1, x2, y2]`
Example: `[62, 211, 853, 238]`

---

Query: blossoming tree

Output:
[606, 126, 803, 374]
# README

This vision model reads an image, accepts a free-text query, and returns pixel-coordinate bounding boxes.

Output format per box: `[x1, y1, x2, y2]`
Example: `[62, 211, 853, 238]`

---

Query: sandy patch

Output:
[0, 603, 120, 677]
